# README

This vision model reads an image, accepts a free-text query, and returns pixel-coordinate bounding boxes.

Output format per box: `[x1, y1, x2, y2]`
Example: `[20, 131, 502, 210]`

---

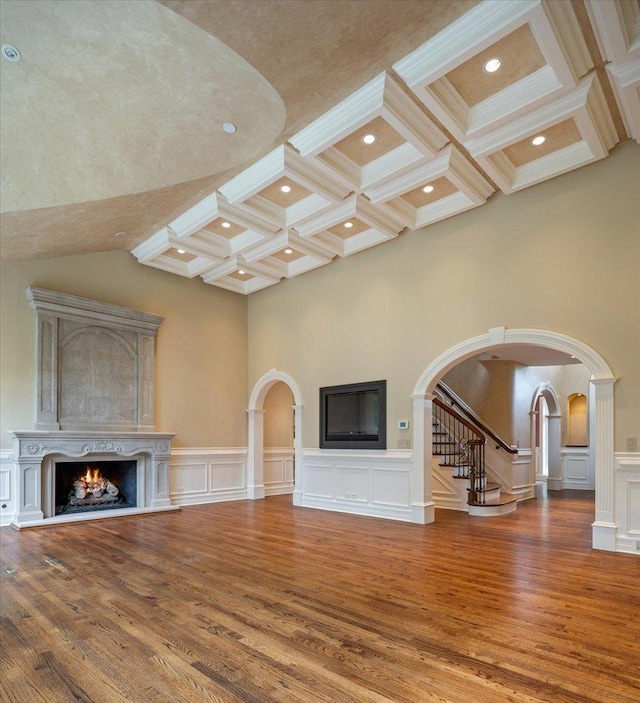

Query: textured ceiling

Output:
[0, 0, 638, 275]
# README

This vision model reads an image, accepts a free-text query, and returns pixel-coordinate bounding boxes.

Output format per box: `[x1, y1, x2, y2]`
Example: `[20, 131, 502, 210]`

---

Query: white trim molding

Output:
[170, 448, 248, 506]
[411, 326, 620, 552]
[393, 0, 590, 141]
[614, 453, 640, 555]
[301, 448, 414, 522]
[0, 450, 15, 527]
[248, 370, 303, 504]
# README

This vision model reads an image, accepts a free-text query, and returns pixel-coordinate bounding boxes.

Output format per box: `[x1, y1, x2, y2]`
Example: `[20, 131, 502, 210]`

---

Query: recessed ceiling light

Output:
[2, 44, 21, 63]
[531, 135, 546, 146]
[114, 231, 127, 238]
[284, 248, 293, 255]
[222, 122, 237, 134]
[177, 249, 186, 254]
[221, 221, 231, 228]
[238, 269, 246, 275]
[422, 185, 434, 193]
[363, 134, 376, 144]
[280, 184, 292, 193]
[484, 58, 501, 73]
[344, 221, 353, 228]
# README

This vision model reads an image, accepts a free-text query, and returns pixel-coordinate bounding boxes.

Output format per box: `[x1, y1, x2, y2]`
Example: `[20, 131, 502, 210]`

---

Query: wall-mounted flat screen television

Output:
[319, 380, 386, 450]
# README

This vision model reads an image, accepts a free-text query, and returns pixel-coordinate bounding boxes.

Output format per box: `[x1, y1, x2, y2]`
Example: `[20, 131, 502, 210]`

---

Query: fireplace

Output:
[9, 287, 178, 528]
[55, 460, 138, 515]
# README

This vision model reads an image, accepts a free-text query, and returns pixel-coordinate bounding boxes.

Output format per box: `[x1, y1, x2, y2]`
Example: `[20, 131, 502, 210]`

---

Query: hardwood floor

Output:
[1, 492, 638, 703]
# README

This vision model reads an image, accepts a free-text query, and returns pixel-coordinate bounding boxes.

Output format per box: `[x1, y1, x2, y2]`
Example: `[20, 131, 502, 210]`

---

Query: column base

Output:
[411, 501, 435, 524]
[592, 521, 617, 551]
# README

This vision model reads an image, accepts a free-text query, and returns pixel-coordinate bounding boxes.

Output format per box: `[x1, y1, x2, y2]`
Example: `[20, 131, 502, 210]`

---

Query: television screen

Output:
[320, 380, 386, 449]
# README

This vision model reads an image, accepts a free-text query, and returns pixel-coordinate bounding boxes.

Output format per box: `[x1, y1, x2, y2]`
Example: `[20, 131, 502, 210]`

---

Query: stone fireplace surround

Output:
[10, 287, 178, 528]
[11, 431, 175, 527]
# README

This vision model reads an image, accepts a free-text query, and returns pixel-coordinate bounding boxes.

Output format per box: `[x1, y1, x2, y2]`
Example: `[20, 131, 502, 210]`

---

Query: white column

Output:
[591, 378, 617, 551]
[246, 408, 266, 500]
[410, 394, 435, 524]
[292, 404, 303, 506]
[546, 414, 563, 490]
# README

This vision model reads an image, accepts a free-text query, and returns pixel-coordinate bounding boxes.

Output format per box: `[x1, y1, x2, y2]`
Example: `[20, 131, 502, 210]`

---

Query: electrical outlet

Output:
[627, 437, 637, 451]
[398, 438, 411, 449]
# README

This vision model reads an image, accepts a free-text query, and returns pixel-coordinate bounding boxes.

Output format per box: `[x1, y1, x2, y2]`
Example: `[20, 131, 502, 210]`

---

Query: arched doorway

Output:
[530, 382, 562, 491]
[247, 370, 303, 505]
[411, 327, 617, 551]
[263, 381, 295, 496]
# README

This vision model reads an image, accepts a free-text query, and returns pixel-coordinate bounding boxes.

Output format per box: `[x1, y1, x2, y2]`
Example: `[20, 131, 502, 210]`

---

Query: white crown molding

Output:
[393, 0, 541, 86]
[219, 144, 350, 206]
[200, 255, 281, 295]
[607, 57, 640, 143]
[290, 72, 447, 159]
[167, 193, 221, 239]
[394, 191, 486, 230]
[131, 227, 222, 279]
[293, 193, 403, 239]
[310, 227, 398, 258]
[585, 0, 640, 65]
[471, 74, 616, 193]
[394, 0, 588, 141]
[365, 144, 494, 203]
[365, 145, 494, 230]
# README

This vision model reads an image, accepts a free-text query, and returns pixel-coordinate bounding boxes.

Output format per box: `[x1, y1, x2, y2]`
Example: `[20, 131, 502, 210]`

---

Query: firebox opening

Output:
[55, 461, 138, 516]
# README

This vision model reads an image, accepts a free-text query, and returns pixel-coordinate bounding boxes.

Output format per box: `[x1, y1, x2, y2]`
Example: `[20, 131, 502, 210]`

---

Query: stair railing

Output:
[436, 381, 518, 455]
[433, 397, 487, 504]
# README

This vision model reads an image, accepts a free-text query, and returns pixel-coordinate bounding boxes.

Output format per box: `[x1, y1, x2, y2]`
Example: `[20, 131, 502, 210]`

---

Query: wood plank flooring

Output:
[1, 491, 638, 703]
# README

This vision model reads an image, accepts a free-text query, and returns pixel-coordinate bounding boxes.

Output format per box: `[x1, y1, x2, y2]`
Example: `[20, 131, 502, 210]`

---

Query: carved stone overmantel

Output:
[25, 287, 165, 432]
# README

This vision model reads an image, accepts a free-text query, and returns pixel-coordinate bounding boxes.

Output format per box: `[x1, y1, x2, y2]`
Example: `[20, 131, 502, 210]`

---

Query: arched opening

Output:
[247, 370, 303, 505]
[263, 381, 295, 496]
[530, 382, 562, 492]
[411, 327, 617, 551]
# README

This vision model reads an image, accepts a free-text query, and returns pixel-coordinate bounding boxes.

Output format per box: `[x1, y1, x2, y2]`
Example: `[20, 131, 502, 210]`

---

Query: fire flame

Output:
[84, 467, 102, 483]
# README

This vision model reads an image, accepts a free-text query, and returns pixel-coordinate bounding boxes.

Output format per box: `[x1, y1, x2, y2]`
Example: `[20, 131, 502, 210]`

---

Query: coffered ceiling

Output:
[1, 0, 638, 293]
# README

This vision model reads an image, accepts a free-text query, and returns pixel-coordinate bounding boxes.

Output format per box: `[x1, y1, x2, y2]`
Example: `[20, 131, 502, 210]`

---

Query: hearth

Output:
[55, 460, 137, 515]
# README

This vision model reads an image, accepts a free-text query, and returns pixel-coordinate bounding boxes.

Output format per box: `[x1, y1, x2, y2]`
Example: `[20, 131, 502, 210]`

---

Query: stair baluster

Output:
[433, 397, 487, 505]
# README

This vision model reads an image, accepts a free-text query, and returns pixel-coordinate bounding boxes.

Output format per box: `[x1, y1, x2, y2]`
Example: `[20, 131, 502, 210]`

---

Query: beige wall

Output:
[263, 381, 294, 447]
[442, 359, 518, 442]
[0, 251, 248, 449]
[247, 140, 640, 452]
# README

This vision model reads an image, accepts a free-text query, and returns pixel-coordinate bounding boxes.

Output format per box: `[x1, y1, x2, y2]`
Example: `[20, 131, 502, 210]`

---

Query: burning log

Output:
[66, 467, 122, 507]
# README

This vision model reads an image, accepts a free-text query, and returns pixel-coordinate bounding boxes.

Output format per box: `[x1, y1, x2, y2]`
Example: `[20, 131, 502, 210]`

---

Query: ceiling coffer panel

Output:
[2, 0, 628, 294]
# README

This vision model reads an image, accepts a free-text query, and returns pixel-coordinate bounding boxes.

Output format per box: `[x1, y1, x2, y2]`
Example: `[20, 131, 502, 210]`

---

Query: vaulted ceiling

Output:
[1, 0, 638, 294]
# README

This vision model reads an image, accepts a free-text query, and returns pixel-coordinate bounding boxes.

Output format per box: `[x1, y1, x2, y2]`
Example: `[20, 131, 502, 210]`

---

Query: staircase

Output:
[432, 393, 517, 516]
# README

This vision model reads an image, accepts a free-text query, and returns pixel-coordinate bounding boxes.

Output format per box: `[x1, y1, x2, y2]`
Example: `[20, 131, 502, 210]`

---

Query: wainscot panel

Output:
[301, 449, 413, 521]
[170, 448, 247, 506]
[561, 447, 593, 489]
[614, 453, 640, 555]
[264, 448, 294, 496]
[0, 450, 15, 527]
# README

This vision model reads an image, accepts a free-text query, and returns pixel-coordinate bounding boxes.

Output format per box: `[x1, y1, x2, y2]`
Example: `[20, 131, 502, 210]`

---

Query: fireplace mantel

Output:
[10, 430, 177, 528]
